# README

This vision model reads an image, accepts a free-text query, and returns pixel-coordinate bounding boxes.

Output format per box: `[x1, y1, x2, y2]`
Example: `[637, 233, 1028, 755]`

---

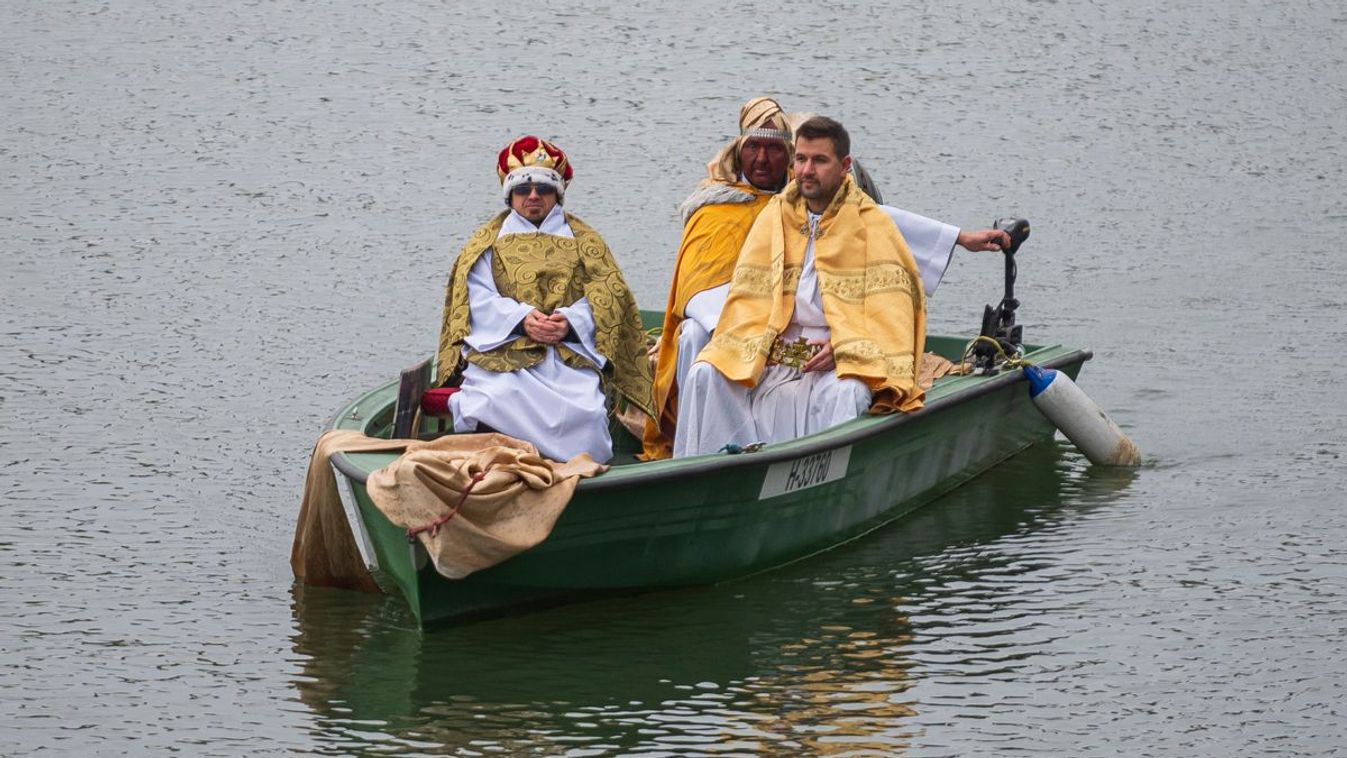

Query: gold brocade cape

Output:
[698, 176, 928, 414]
[640, 183, 774, 460]
[436, 210, 655, 419]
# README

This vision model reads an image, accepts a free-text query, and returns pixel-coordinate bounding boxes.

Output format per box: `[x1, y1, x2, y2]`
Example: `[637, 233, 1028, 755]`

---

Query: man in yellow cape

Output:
[434, 135, 653, 464]
[674, 117, 926, 457]
[640, 96, 795, 459]
[641, 100, 1014, 460]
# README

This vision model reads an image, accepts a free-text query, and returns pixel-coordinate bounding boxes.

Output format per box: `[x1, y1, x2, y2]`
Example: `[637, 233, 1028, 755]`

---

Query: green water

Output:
[292, 444, 1140, 754]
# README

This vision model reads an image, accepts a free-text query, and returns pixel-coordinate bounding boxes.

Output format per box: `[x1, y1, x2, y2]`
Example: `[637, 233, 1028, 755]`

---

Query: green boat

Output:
[323, 315, 1092, 628]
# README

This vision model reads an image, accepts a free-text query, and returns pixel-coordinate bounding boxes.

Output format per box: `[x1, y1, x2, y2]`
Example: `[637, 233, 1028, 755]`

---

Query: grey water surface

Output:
[3, 0, 1345, 755]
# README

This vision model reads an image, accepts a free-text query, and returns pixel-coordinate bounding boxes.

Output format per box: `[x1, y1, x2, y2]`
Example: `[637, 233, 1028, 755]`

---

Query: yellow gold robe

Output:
[640, 183, 774, 459]
[699, 176, 927, 414]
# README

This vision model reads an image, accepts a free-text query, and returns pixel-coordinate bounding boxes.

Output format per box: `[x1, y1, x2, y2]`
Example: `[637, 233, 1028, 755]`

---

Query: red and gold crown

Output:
[497, 135, 573, 201]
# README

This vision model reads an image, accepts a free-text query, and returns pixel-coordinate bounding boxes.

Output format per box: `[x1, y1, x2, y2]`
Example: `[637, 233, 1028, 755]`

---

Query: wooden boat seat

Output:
[391, 357, 448, 440]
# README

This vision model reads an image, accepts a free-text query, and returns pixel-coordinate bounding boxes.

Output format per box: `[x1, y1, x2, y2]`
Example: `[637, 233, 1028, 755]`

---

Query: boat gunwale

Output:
[327, 347, 1093, 491]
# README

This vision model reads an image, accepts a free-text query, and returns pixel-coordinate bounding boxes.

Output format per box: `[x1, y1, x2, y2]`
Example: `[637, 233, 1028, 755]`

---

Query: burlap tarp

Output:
[918, 352, 967, 389]
[291, 429, 606, 591]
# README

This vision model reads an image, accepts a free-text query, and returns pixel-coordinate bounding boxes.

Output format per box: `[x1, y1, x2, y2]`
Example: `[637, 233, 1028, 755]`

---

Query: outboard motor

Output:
[971, 217, 1031, 374]
[963, 218, 1140, 466]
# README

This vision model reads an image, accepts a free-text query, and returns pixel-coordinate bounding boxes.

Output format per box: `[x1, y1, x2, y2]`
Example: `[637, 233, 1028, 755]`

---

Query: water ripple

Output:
[6, 0, 1347, 754]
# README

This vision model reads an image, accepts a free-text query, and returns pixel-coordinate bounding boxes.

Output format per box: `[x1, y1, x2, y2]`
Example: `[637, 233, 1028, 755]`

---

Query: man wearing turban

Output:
[641, 98, 1012, 459]
[433, 136, 654, 463]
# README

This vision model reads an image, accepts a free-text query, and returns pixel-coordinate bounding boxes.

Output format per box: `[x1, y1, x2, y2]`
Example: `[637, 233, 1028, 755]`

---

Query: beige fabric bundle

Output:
[918, 352, 968, 389]
[292, 429, 605, 590]
[366, 433, 604, 579]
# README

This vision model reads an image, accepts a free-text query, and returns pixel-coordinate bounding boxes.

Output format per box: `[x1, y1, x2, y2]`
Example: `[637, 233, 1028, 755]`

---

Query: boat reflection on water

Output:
[289, 577, 769, 753]
[289, 440, 1136, 754]
[721, 441, 1138, 754]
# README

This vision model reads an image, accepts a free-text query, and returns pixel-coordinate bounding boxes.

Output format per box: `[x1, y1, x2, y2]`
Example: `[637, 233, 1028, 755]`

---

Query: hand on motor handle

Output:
[957, 228, 1012, 252]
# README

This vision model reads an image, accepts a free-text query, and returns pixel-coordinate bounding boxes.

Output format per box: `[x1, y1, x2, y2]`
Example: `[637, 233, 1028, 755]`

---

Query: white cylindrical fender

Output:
[1024, 366, 1140, 466]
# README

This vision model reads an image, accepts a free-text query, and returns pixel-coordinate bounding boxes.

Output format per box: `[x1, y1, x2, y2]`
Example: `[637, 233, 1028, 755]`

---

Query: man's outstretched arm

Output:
[956, 228, 1013, 252]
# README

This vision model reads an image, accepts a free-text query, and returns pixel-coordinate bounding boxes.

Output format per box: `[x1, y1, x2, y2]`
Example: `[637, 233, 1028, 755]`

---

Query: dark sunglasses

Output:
[510, 183, 557, 198]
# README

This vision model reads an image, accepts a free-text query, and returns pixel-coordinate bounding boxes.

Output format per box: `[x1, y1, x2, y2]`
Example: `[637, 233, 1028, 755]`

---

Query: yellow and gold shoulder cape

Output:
[698, 176, 927, 414]
[640, 183, 773, 460]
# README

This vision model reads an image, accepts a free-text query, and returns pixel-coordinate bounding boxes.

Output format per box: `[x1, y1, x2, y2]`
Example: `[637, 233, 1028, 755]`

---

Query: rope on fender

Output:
[406, 464, 493, 542]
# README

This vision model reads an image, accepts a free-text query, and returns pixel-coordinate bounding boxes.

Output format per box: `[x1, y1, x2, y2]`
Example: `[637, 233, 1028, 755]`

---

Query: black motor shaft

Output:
[972, 218, 1031, 374]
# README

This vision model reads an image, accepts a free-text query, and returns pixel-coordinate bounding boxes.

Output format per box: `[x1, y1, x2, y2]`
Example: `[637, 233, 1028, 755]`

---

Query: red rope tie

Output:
[406, 465, 491, 542]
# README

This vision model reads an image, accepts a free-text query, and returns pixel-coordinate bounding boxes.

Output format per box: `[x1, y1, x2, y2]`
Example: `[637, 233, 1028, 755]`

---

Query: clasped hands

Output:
[523, 308, 571, 345]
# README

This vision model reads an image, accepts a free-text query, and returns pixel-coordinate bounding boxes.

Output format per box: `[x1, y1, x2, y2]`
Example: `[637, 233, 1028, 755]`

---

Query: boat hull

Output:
[329, 338, 1089, 627]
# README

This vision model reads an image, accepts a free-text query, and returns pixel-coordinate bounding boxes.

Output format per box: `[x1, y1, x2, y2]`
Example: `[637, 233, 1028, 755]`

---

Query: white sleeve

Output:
[554, 297, 608, 369]
[880, 205, 959, 297]
[462, 250, 536, 353]
[683, 282, 730, 334]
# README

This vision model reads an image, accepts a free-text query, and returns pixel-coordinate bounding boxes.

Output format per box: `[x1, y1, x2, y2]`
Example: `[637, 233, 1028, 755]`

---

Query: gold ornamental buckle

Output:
[768, 336, 820, 369]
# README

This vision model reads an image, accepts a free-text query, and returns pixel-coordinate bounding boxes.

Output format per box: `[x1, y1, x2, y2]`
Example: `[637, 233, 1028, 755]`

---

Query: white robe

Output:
[670, 206, 956, 456]
[879, 205, 959, 297]
[448, 206, 614, 463]
[673, 211, 876, 457]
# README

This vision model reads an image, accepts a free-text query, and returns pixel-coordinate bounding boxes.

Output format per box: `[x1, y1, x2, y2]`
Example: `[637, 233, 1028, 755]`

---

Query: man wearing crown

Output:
[432, 136, 654, 463]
